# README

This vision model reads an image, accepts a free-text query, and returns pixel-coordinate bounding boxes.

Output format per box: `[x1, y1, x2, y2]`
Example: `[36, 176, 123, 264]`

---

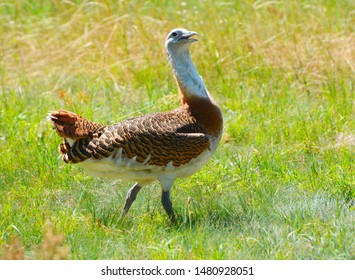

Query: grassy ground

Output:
[0, 0, 354, 259]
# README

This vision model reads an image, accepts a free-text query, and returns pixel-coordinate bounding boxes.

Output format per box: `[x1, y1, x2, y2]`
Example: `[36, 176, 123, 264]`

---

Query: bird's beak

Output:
[179, 31, 198, 42]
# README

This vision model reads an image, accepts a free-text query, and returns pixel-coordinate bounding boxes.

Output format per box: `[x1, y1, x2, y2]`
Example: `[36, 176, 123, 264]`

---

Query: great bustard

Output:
[49, 28, 223, 223]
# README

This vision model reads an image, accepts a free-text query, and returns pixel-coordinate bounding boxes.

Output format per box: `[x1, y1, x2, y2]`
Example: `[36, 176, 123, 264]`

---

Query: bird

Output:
[48, 28, 223, 223]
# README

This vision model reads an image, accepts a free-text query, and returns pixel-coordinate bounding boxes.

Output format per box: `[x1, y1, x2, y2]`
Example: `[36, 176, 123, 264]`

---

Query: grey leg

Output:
[120, 183, 142, 218]
[161, 190, 176, 223]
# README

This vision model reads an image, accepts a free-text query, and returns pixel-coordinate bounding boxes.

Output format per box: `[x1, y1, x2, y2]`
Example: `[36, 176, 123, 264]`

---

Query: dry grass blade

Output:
[0, 237, 25, 260]
[0, 220, 70, 260]
[33, 220, 70, 260]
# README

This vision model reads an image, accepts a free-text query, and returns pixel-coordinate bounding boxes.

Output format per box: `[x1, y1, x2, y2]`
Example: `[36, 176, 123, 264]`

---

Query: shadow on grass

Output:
[83, 183, 256, 233]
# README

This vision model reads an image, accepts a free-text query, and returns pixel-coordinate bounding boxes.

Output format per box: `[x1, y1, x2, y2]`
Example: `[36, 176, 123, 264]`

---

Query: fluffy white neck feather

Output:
[168, 49, 210, 100]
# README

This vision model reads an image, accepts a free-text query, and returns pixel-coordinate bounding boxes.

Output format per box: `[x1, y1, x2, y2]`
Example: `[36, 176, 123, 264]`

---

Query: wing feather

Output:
[90, 110, 210, 167]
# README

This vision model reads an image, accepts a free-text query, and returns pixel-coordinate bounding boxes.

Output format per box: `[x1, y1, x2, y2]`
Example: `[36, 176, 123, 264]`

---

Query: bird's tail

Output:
[48, 110, 103, 163]
[48, 110, 102, 140]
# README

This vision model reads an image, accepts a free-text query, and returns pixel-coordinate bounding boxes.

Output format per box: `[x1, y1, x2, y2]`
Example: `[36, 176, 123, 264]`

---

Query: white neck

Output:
[168, 49, 210, 100]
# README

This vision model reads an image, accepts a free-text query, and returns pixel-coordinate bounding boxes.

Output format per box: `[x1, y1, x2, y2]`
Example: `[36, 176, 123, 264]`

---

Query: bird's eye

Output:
[172, 32, 177, 37]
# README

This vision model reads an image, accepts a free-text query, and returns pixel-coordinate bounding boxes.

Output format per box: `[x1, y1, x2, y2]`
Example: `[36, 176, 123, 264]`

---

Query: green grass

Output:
[0, 0, 355, 259]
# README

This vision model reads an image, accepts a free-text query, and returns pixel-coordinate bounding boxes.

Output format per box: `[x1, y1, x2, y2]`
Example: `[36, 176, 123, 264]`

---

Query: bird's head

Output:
[165, 28, 198, 53]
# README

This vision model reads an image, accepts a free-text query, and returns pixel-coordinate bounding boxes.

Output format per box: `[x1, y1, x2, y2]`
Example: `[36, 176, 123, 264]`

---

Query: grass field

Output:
[0, 0, 354, 259]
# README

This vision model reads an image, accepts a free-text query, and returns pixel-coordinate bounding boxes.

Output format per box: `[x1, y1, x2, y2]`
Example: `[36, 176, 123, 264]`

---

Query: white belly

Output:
[80, 147, 213, 181]
[79, 134, 221, 184]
